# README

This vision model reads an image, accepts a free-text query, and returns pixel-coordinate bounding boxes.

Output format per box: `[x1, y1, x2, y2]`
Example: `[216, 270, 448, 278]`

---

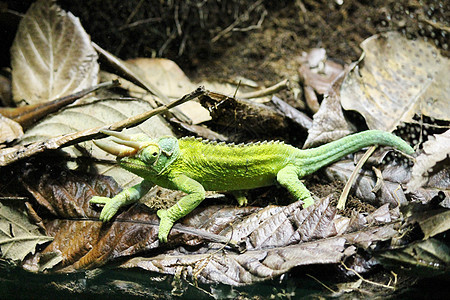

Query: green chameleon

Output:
[90, 129, 414, 242]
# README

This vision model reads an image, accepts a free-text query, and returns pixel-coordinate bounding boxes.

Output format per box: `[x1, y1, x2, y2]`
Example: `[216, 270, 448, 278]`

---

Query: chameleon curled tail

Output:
[90, 130, 414, 242]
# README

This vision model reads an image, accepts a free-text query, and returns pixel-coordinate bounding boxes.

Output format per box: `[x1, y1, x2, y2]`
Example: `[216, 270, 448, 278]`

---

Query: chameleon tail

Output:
[296, 130, 414, 176]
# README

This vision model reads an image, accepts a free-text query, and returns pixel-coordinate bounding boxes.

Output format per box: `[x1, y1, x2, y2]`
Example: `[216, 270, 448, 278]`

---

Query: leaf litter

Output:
[0, 0, 449, 298]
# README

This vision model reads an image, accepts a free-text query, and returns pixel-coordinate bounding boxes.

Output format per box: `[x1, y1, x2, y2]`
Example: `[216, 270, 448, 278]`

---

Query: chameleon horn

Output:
[93, 140, 137, 157]
[111, 137, 148, 150]
[100, 129, 132, 141]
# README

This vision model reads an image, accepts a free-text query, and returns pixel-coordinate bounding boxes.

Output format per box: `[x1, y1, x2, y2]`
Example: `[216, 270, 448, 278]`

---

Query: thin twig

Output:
[340, 262, 395, 289]
[240, 79, 289, 99]
[306, 274, 338, 293]
[337, 146, 376, 210]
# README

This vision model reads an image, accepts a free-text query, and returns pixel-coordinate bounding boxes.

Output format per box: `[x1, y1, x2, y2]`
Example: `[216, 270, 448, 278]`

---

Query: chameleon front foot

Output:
[157, 209, 174, 243]
[90, 196, 121, 222]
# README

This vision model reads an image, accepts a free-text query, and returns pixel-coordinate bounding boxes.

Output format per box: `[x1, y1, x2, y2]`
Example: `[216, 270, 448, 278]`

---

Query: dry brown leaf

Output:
[303, 71, 356, 148]
[324, 160, 409, 207]
[407, 130, 450, 193]
[341, 32, 450, 131]
[11, 0, 98, 105]
[0, 202, 53, 262]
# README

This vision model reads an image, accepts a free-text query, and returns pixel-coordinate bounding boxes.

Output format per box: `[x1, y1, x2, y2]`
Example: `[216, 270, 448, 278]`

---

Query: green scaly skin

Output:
[90, 130, 414, 242]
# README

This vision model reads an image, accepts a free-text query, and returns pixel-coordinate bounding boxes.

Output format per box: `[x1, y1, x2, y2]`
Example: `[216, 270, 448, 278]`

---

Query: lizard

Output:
[90, 129, 414, 242]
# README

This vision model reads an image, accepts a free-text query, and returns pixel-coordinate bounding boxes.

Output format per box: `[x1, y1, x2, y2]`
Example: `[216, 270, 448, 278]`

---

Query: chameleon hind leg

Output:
[231, 190, 248, 206]
[157, 174, 205, 242]
[276, 165, 314, 207]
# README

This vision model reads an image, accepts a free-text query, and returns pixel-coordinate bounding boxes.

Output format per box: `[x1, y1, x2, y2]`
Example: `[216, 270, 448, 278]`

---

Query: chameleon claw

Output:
[90, 196, 120, 222]
[157, 209, 174, 242]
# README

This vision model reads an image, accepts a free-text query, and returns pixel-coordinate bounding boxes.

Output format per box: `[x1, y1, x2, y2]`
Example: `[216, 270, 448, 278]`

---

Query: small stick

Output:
[337, 146, 376, 210]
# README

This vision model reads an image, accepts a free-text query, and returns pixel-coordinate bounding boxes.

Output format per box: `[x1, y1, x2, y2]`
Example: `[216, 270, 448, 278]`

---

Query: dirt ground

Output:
[4, 0, 448, 103]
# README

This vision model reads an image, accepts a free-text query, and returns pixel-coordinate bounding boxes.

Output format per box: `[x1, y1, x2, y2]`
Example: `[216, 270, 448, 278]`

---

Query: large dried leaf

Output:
[0, 87, 204, 168]
[22, 168, 122, 218]
[117, 58, 210, 125]
[11, 0, 98, 105]
[407, 130, 450, 192]
[22, 176, 399, 287]
[341, 32, 450, 131]
[0, 202, 53, 262]
[20, 98, 174, 187]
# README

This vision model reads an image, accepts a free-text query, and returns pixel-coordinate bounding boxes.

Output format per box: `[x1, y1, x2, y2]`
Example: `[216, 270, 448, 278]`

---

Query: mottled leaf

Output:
[341, 32, 450, 131]
[0, 202, 53, 262]
[11, 0, 98, 105]
[22, 168, 122, 218]
[120, 235, 349, 285]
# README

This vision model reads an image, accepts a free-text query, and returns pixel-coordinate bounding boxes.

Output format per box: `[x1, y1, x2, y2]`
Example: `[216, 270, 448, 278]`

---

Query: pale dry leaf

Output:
[0, 202, 53, 262]
[341, 32, 450, 131]
[20, 98, 174, 187]
[407, 129, 450, 192]
[11, 0, 98, 105]
[126, 58, 210, 124]
[0, 115, 23, 144]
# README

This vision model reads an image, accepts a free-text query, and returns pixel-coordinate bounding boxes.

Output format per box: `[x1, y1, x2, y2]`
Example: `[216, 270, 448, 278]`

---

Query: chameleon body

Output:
[90, 130, 414, 242]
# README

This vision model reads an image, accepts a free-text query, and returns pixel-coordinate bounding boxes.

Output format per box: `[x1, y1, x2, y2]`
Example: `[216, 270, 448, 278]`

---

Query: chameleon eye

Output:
[152, 152, 158, 156]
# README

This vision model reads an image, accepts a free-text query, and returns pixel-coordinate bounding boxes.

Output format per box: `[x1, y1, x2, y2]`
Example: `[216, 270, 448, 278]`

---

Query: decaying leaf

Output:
[0, 202, 53, 262]
[21, 175, 401, 287]
[341, 32, 450, 131]
[199, 91, 295, 138]
[303, 72, 355, 148]
[0, 115, 23, 144]
[0, 81, 119, 130]
[324, 160, 410, 207]
[418, 209, 450, 240]
[375, 238, 450, 277]
[407, 130, 450, 193]
[11, 0, 98, 105]
[22, 168, 122, 218]
[297, 48, 346, 113]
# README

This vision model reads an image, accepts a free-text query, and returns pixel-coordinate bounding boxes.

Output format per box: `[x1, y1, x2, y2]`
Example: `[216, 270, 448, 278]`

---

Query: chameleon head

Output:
[94, 130, 180, 176]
